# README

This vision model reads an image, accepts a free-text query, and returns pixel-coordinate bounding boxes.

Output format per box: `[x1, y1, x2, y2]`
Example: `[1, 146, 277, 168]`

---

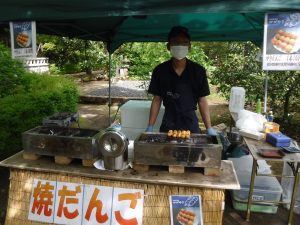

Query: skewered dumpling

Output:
[167, 130, 173, 137]
[167, 129, 191, 139]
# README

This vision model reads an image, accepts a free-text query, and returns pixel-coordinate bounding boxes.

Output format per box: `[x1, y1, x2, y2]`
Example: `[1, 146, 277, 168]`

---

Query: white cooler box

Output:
[120, 127, 145, 140]
[120, 100, 165, 140]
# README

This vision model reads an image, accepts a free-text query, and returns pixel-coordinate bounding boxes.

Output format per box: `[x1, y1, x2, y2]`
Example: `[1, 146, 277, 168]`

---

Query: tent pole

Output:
[108, 52, 112, 126]
[263, 71, 268, 114]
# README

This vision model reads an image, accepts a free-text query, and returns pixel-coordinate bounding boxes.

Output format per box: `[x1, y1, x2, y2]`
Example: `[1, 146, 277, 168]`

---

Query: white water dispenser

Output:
[229, 87, 245, 113]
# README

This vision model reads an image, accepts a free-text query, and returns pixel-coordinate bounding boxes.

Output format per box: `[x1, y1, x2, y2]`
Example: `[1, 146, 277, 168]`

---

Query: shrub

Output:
[0, 43, 26, 98]
[0, 73, 79, 159]
[49, 63, 63, 75]
[0, 42, 79, 160]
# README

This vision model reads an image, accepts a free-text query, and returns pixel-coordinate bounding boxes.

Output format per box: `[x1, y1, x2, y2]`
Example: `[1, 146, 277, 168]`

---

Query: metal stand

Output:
[244, 139, 300, 225]
[288, 163, 300, 225]
[246, 157, 257, 221]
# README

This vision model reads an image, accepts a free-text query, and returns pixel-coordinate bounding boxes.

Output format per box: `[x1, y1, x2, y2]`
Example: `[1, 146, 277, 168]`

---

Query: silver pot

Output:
[98, 128, 128, 170]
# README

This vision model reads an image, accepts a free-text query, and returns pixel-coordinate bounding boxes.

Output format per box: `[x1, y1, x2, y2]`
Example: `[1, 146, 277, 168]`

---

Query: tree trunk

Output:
[86, 67, 92, 75]
[283, 90, 291, 120]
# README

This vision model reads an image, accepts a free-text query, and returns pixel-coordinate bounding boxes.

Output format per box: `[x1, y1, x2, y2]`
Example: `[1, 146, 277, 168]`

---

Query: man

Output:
[146, 26, 217, 135]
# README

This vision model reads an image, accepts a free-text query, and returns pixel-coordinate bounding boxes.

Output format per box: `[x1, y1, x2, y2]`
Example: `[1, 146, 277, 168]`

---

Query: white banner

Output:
[28, 179, 144, 225]
[54, 182, 84, 225]
[111, 188, 144, 225]
[263, 13, 300, 70]
[9, 21, 37, 58]
[82, 185, 113, 225]
[28, 179, 56, 223]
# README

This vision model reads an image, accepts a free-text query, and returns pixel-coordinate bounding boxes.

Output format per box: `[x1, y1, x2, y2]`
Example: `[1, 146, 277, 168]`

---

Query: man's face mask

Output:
[170, 45, 189, 60]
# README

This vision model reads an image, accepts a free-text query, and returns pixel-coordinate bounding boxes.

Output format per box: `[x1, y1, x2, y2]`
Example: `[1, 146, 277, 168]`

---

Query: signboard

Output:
[53, 182, 84, 225]
[28, 179, 144, 225]
[28, 179, 57, 223]
[263, 13, 300, 70]
[82, 185, 113, 225]
[9, 21, 37, 58]
[169, 195, 203, 225]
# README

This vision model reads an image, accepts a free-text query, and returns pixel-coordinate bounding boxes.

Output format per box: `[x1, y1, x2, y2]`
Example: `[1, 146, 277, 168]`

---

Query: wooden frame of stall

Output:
[0, 152, 239, 225]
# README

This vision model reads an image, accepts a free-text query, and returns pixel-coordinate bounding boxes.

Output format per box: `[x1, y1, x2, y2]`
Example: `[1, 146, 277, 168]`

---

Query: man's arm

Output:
[198, 96, 212, 129]
[148, 95, 162, 127]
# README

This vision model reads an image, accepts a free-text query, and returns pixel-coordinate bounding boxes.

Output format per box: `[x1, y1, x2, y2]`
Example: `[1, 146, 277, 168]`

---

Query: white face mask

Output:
[170, 45, 189, 60]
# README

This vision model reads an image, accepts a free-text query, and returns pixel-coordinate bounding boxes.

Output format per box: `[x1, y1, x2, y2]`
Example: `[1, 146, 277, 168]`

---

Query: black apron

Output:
[160, 79, 200, 133]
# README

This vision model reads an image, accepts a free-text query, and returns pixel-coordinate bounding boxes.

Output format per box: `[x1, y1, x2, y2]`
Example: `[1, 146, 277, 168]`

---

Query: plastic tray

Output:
[257, 149, 285, 158]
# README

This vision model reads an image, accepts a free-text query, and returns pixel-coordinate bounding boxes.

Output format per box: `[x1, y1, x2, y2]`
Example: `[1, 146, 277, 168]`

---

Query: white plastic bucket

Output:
[229, 87, 245, 113]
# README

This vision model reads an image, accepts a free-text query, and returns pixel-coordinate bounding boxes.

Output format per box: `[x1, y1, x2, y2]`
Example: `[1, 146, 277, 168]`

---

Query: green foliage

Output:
[38, 35, 107, 74]
[118, 42, 213, 80]
[0, 42, 79, 159]
[267, 70, 300, 119]
[0, 73, 78, 159]
[209, 42, 265, 103]
[63, 62, 82, 74]
[207, 41, 299, 128]
[49, 63, 62, 75]
[0, 43, 26, 97]
[118, 42, 169, 79]
[189, 42, 214, 75]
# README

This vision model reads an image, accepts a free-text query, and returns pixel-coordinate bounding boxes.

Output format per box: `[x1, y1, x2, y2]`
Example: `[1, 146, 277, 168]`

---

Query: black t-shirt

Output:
[148, 59, 210, 111]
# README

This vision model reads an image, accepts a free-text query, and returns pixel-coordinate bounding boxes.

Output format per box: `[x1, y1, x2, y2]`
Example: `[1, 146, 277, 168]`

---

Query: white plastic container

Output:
[120, 127, 145, 140]
[229, 87, 245, 113]
[120, 100, 164, 129]
[229, 157, 282, 214]
[231, 171, 282, 213]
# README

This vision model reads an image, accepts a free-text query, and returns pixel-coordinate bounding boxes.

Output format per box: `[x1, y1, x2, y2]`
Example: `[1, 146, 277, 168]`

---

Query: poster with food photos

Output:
[9, 21, 37, 58]
[263, 13, 300, 70]
[169, 195, 203, 225]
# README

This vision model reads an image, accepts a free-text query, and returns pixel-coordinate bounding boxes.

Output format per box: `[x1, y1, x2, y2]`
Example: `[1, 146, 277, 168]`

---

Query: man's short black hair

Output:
[168, 26, 191, 42]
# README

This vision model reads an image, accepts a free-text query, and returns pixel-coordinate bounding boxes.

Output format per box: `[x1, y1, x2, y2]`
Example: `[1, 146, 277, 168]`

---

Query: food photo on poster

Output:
[169, 195, 203, 225]
[266, 13, 300, 55]
[263, 12, 300, 70]
[271, 29, 299, 54]
[12, 22, 32, 49]
[9, 21, 36, 58]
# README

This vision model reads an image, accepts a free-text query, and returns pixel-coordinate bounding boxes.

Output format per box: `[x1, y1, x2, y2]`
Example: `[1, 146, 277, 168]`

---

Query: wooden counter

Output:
[0, 151, 240, 225]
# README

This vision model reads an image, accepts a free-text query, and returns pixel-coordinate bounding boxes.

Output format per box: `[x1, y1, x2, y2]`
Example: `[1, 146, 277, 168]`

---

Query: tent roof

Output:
[1, 0, 300, 52]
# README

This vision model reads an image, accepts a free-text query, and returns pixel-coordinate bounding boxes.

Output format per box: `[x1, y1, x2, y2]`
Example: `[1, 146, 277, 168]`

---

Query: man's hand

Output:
[207, 127, 217, 136]
[145, 126, 153, 132]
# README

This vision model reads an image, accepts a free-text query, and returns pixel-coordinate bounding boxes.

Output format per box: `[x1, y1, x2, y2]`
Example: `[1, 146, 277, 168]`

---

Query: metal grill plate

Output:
[134, 132, 222, 168]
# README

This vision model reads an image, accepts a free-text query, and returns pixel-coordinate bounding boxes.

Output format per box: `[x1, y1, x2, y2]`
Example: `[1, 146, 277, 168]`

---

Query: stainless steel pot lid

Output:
[98, 128, 128, 157]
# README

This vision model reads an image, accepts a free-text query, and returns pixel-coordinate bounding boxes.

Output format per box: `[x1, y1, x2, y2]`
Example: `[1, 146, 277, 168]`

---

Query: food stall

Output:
[1, 2, 300, 225]
[0, 105, 239, 225]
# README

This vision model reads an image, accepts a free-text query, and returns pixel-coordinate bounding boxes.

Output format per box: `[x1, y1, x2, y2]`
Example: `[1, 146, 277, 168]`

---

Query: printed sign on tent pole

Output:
[9, 21, 37, 58]
[263, 13, 300, 70]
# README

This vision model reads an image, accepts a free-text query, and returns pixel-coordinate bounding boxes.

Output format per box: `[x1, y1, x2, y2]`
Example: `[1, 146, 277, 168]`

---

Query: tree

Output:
[119, 42, 169, 80]
[207, 41, 300, 125]
[118, 42, 213, 80]
[268, 70, 300, 120]
[207, 42, 265, 104]
[38, 35, 107, 74]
